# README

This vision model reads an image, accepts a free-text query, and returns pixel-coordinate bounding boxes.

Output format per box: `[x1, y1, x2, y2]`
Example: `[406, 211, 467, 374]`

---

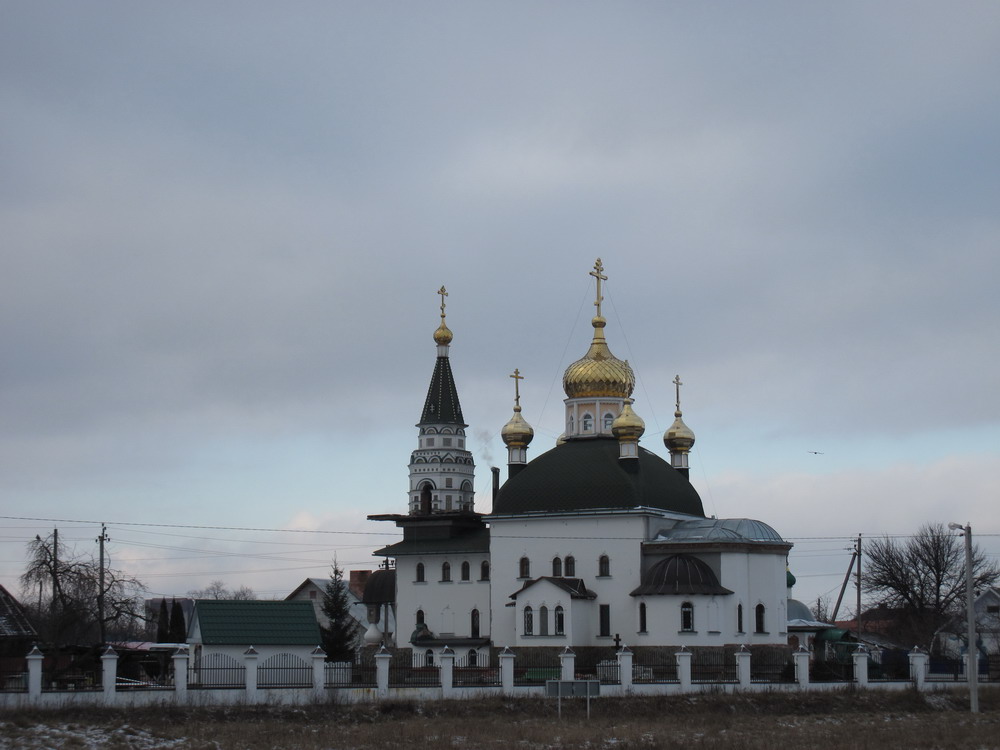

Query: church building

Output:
[369, 261, 791, 664]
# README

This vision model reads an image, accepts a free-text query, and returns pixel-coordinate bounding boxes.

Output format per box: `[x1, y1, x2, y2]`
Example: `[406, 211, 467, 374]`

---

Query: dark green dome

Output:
[492, 437, 704, 516]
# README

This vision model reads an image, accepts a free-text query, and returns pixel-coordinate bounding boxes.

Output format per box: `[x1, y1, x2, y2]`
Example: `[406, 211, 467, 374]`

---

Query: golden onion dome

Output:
[501, 406, 534, 447]
[562, 316, 636, 399]
[663, 410, 696, 453]
[433, 320, 453, 346]
[611, 398, 645, 441]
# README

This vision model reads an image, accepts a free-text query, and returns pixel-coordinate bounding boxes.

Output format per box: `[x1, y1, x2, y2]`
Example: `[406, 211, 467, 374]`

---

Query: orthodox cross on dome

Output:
[437, 285, 448, 321]
[509, 368, 524, 408]
[590, 258, 607, 318]
[673, 374, 683, 412]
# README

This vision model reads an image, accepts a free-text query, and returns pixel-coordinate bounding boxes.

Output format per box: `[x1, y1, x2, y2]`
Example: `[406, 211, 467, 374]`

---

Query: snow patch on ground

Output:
[0, 722, 192, 749]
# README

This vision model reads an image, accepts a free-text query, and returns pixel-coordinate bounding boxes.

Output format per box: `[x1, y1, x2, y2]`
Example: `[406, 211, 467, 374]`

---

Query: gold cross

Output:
[589, 258, 607, 318]
[510, 368, 524, 407]
[673, 374, 683, 411]
[437, 286, 448, 320]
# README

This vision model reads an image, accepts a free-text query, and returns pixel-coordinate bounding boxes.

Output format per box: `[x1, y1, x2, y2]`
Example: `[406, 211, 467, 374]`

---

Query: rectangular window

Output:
[426, 437, 435, 447]
[599, 604, 611, 637]
[443, 437, 452, 446]
[445, 478, 453, 488]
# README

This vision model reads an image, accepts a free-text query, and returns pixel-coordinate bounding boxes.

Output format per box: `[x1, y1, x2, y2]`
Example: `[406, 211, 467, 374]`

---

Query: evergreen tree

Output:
[320, 561, 359, 662]
[168, 598, 187, 642]
[156, 599, 170, 643]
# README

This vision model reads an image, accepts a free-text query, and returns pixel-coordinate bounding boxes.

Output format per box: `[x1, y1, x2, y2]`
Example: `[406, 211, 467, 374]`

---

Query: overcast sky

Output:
[2, 3, 998, 614]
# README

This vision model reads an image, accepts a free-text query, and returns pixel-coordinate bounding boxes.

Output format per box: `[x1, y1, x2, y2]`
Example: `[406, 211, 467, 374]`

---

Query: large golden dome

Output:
[563, 315, 635, 399]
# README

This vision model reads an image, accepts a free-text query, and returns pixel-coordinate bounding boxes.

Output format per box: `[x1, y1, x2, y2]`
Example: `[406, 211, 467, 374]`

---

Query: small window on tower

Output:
[426, 438, 435, 447]
[443, 437, 452, 446]
[582, 414, 593, 432]
[603, 413, 614, 430]
[445, 478, 453, 488]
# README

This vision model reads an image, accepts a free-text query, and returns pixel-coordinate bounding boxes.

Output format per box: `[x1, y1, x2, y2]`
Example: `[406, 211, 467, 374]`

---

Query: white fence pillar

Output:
[101, 646, 118, 704]
[853, 646, 869, 687]
[172, 647, 189, 701]
[26, 645, 44, 698]
[499, 647, 515, 695]
[560, 647, 576, 681]
[676, 648, 692, 692]
[374, 646, 391, 697]
[311, 646, 326, 697]
[439, 646, 455, 698]
[909, 648, 928, 690]
[618, 646, 633, 692]
[244, 647, 259, 704]
[736, 646, 751, 689]
[794, 647, 810, 688]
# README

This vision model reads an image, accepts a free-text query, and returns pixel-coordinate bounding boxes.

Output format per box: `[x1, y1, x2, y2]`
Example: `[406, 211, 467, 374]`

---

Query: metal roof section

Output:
[419, 355, 466, 426]
[509, 577, 597, 600]
[361, 569, 396, 605]
[630, 554, 734, 596]
[653, 517, 786, 544]
[0, 584, 37, 639]
[491, 438, 704, 517]
[191, 600, 320, 646]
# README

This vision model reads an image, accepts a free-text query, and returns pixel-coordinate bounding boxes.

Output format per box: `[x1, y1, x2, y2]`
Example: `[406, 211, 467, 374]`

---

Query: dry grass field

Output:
[2, 688, 999, 749]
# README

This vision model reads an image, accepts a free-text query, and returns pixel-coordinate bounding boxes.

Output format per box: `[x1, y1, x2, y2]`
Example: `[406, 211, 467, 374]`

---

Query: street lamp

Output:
[948, 521, 978, 714]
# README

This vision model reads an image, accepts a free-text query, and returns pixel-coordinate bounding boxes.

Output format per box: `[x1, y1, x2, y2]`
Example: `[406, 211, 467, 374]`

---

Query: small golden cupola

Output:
[561, 259, 636, 441]
[663, 374, 696, 475]
[433, 285, 453, 349]
[501, 369, 534, 476]
[611, 397, 644, 459]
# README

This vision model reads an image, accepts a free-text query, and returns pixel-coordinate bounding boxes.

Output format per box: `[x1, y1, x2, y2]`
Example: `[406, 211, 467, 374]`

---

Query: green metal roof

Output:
[193, 600, 321, 646]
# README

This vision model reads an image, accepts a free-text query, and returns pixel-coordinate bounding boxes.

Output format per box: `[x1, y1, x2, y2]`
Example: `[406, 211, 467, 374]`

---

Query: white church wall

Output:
[394, 554, 491, 646]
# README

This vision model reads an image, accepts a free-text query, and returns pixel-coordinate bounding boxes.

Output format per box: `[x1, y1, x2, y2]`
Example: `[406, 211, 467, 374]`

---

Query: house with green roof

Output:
[188, 600, 322, 665]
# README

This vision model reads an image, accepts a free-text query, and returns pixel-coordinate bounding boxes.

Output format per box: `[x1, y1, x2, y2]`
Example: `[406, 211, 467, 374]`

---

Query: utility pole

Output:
[856, 534, 863, 639]
[51, 528, 59, 617]
[96, 523, 109, 645]
[949, 522, 978, 713]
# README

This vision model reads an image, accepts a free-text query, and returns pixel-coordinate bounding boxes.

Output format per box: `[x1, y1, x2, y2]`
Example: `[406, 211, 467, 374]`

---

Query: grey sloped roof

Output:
[192, 600, 320, 646]
[492, 438, 704, 516]
[509, 577, 596, 600]
[654, 517, 785, 544]
[630, 554, 733, 596]
[0, 585, 36, 638]
[420, 356, 465, 426]
[362, 569, 396, 605]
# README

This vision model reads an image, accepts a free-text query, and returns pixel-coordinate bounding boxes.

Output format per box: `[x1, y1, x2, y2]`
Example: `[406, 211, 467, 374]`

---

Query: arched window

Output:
[416, 609, 425, 625]
[519, 557, 530, 579]
[582, 413, 593, 432]
[468, 649, 478, 667]
[737, 603, 744, 633]
[441, 562, 451, 582]
[552, 557, 562, 577]
[480, 561, 490, 581]
[539, 606, 549, 636]
[755, 604, 766, 634]
[425, 649, 434, 667]
[603, 413, 614, 430]
[681, 602, 694, 632]
[639, 602, 647, 633]
[598, 555, 611, 577]
[419, 484, 432, 515]
[523, 606, 534, 636]
[471, 608, 480, 638]
[415, 563, 425, 583]
[461, 561, 470, 581]
[565, 556, 576, 577]
[554, 606, 565, 635]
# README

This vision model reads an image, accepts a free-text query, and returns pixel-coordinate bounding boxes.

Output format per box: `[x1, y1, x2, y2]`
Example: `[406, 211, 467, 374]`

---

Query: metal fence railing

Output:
[631, 650, 679, 684]
[512, 649, 560, 686]
[388, 662, 440, 687]
[0, 658, 27, 692]
[749, 650, 795, 684]
[691, 650, 737, 683]
[258, 653, 312, 688]
[188, 653, 245, 689]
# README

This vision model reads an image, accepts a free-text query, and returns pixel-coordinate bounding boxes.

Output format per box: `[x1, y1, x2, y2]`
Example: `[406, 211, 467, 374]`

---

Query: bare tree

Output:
[187, 580, 257, 600]
[862, 523, 1000, 650]
[20, 532, 147, 646]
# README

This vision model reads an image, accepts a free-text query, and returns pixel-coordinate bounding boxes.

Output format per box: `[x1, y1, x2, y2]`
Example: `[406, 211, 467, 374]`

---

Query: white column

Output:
[101, 646, 118, 704]
[853, 646, 869, 687]
[736, 646, 751, 688]
[499, 647, 515, 695]
[560, 647, 576, 681]
[617, 647, 633, 692]
[374, 646, 391, 698]
[675, 648, 692, 692]
[439, 646, 455, 698]
[908, 648, 928, 690]
[311, 646, 326, 697]
[794, 647, 811, 688]
[26, 645, 44, 698]
[244, 647, 259, 704]
[172, 647, 189, 702]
